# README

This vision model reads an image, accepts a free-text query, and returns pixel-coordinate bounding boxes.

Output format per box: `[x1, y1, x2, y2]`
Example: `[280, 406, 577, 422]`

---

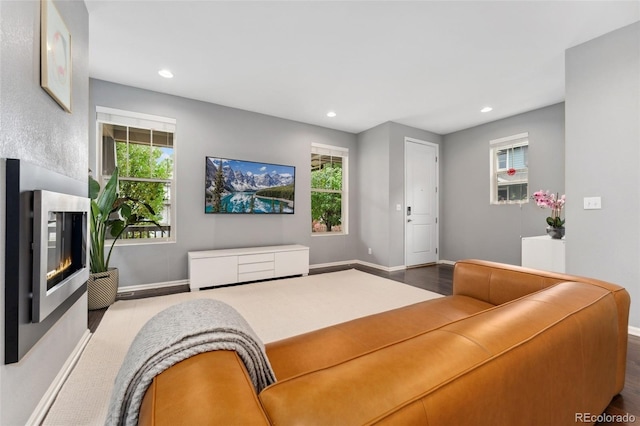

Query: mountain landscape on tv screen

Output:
[205, 157, 295, 214]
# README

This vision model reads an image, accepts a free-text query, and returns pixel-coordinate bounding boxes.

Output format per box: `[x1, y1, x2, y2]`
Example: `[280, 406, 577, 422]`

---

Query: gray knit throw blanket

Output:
[105, 299, 276, 426]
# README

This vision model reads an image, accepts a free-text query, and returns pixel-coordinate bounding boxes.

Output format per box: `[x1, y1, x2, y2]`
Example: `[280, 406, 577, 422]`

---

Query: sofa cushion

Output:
[266, 295, 494, 380]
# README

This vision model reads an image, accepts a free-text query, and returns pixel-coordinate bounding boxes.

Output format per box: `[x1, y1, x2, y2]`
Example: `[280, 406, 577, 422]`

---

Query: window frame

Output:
[310, 143, 349, 236]
[489, 132, 529, 205]
[95, 106, 177, 245]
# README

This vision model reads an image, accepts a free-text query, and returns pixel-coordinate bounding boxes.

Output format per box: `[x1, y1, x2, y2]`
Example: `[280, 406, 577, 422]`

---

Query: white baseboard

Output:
[438, 259, 456, 266]
[629, 326, 640, 337]
[117, 279, 189, 295]
[122, 262, 401, 294]
[388, 265, 407, 272]
[27, 330, 92, 426]
[309, 260, 406, 273]
[355, 260, 406, 273]
[122, 260, 439, 294]
[309, 260, 357, 270]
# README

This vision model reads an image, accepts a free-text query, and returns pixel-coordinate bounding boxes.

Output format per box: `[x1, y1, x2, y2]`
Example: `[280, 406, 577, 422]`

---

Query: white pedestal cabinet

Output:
[188, 245, 309, 291]
[521, 236, 565, 273]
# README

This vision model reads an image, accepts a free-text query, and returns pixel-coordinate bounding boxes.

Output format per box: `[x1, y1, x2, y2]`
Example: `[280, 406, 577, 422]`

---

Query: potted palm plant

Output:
[88, 167, 159, 309]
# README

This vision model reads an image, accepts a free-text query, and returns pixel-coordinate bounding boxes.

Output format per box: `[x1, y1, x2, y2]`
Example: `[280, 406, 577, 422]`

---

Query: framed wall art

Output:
[205, 156, 296, 214]
[41, 0, 72, 113]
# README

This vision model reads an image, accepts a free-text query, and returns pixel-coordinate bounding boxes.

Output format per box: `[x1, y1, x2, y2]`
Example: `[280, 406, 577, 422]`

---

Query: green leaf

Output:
[90, 201, 100, 224]
[88, 163, 167, 272]
[89, 176, 101, 200]
[126, 214, 142, 226]
[546, 216, 565, 228]
[119, 203, 132, 220]
[96, 168, 120, 223]
[109, 220, 126, 238]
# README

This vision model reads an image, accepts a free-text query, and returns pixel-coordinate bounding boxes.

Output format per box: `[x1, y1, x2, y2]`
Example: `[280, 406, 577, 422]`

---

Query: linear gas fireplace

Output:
[32, 190, 89, 323]
[4, 159, 89, 364]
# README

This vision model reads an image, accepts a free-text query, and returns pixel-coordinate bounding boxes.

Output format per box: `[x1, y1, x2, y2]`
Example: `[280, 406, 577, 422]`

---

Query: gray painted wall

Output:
[90, 79, 445, 280]
[90, 79, 359, 286]
[565, 22, 640, 329]
[0, 0, 89, 423]
[356, 122, 442, 268]
[441, 103, 565, 265]
[356, 123, 390, 266]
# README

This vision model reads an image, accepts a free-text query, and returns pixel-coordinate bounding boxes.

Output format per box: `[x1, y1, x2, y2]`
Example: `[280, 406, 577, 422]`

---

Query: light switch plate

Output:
[583, 196, 602, 210]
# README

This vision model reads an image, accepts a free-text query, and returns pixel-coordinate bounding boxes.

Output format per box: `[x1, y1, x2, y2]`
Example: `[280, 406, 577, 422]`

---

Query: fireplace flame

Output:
[46, 258, 72, 281]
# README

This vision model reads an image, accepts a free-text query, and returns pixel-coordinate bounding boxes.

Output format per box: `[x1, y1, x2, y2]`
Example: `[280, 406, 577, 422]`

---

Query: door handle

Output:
[407, 219, 413, 222]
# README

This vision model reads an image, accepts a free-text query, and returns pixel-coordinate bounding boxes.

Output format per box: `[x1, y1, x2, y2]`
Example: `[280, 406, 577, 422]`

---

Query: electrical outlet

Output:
[583, 196, 602, 210]
[368, 248, 372, 255]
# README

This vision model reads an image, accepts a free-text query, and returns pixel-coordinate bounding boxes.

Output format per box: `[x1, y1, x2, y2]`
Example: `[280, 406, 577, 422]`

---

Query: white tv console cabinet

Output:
[188, 244, 309, 291]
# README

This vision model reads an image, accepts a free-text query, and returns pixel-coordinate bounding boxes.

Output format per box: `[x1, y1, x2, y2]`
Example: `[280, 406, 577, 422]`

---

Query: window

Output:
[311, 143, 348, 235]
[490, 132, 529, 204]
[96, 107, 176, 242]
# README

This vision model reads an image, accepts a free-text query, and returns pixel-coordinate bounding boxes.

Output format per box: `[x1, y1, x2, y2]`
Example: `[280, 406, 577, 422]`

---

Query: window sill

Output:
[107, 238, 176, 247]
[311, 232, 348, 237]
[491, 200, 530, 206]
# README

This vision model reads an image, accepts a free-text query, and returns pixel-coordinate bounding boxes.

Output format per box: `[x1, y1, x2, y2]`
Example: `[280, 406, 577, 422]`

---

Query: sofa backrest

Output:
[453, 259, 623, 304]
[258, 281, 622, 425]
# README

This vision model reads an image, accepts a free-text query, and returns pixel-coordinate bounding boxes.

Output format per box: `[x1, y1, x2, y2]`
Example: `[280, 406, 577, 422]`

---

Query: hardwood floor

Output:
[88, 263, 639, 423]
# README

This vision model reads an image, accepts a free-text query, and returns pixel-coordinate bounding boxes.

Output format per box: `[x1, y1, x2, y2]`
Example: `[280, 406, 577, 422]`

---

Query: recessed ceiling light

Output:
[158, 69, 174, 79]
[480, 106, 493, 113]
[326, 111, 337, 118]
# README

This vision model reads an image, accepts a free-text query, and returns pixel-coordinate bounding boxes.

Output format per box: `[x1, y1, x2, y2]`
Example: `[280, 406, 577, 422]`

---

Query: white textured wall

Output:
[0, 0, 88, 181]
[0, 1, 89, 423]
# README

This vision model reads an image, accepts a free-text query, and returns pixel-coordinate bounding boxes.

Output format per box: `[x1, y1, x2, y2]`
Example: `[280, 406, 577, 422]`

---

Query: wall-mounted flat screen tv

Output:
[205, 157, 295, 214]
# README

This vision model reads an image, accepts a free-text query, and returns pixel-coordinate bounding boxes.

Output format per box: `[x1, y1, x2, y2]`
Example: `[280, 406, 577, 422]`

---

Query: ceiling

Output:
[85, 1, 639, 135]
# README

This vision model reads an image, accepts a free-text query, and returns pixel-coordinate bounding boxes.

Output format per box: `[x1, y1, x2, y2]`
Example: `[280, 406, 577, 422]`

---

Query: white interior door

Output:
[405, 139, 438, 266]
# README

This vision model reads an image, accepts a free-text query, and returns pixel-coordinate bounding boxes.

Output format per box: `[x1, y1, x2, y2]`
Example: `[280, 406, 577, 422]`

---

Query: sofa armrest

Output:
[453, 258, 630, 393]
[138, 350, 270, 426]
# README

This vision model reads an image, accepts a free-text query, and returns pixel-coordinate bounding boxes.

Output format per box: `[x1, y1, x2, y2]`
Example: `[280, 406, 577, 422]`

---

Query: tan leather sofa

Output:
[139, 259, 630, 425]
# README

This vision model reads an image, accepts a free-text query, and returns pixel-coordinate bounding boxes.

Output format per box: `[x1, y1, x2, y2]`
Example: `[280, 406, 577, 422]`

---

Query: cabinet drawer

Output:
[190, 256, 238, 289]
[238, 261, 274, 274]
[238, 270, 274, 282]
[275, 250, 309, 277]
[238, 253, 275, 264]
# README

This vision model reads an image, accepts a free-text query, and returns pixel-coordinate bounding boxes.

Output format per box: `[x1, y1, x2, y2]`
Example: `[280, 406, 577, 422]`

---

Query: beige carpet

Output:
[43, 269, 442, 425]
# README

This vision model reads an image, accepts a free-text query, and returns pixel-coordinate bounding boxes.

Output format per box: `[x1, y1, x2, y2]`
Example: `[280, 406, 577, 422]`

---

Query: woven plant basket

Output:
[87, 268, 118, 310]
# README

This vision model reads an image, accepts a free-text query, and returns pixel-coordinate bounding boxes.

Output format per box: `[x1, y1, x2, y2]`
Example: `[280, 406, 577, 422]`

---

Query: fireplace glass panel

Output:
[46, 211, 85, 291]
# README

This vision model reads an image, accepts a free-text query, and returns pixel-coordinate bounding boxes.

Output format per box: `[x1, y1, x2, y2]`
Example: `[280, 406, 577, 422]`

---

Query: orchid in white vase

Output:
[532, 190, 566, 228]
